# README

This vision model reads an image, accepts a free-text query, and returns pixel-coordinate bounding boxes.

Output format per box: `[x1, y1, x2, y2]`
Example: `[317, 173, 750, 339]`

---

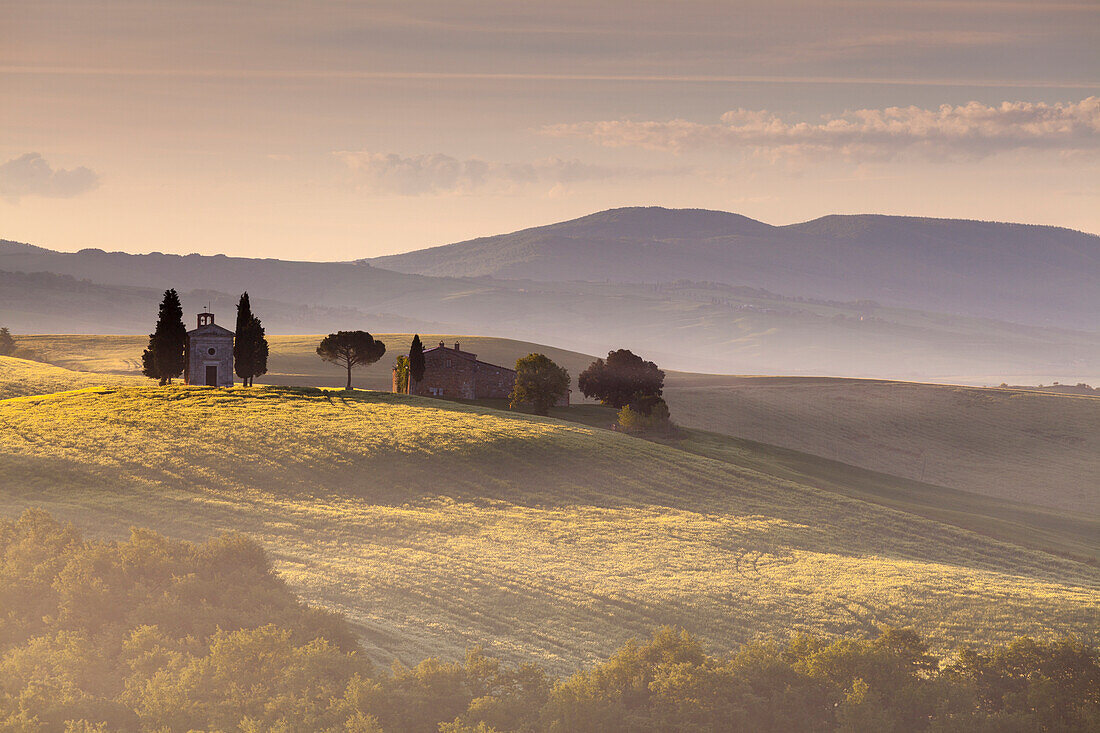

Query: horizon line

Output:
[7, 207, 1098, 263]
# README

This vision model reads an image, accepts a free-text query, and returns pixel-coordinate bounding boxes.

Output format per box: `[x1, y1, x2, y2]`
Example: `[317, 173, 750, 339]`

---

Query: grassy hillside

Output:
[664, 375, 1100, 515]
[0, 355, 144, 399]
[0, 385, 1096, 672]
[499, 401, 1099, 563]
[24, 333, 1099, 514]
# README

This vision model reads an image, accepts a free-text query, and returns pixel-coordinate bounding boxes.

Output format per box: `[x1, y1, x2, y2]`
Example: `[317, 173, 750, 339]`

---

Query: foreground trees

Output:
[2, 508, 1098, 732]
[578, 349, 664, 408]
[316, 331, 386, 390]
[140, 289, 187, 384]
[233, 292, 269, 386]
[0, 327, 14, 356]
[509, 353, 570, 415]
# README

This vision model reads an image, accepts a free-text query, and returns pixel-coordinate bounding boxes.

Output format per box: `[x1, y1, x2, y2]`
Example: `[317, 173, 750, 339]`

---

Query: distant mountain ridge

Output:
[3, 210, 1099, 382]
[365, 207, 1100, 331]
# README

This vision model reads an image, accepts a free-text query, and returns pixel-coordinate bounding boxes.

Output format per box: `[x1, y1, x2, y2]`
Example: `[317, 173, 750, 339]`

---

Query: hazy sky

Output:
[2, 0, 1098, 259]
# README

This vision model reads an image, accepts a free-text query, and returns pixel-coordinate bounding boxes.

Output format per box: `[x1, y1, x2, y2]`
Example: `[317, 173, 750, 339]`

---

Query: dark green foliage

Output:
[617, 395, 673, 435]
[578, 349, 664, 408]
[509, 353, 570, 416]
[2, 509, 1096, 732]
[233, 293, 269, 387]
[140, 290, 186, 385]
[409, 334, 426, 386]
[394, 355, 410, 393]
[0, 327, 14, 356]
[316, 331, 387, 390]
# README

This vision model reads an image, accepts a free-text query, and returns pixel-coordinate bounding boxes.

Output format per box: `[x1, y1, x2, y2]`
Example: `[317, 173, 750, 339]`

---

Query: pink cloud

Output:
[544, 97, 1100, 160]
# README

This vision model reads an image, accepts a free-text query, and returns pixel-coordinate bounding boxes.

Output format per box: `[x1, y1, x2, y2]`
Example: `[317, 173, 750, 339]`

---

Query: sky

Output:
[1, 0, 1098, 260]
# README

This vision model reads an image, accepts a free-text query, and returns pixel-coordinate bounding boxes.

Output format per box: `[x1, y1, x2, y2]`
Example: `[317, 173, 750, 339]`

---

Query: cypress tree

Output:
[234, 293, 269, 387]
[141, 289, 187, 385]
[409, 334, 426, 388]
[234, 293, 255, 386]
[247, 314, 269, 386]
[0, 327, 15, 357]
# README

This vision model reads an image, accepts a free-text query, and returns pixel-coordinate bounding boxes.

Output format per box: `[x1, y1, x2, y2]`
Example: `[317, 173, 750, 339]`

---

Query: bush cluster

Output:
[1, 510, 1096, 732]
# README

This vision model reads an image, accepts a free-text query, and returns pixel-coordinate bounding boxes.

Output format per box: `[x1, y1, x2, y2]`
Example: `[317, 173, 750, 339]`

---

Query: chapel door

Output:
[205, 365, 218, 386]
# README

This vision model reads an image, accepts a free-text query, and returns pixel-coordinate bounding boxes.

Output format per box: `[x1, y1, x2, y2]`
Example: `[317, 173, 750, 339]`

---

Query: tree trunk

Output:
[346, 362, 353, 390]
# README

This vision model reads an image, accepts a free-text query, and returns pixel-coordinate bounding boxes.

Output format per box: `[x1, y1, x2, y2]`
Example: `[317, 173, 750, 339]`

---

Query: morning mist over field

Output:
[1, 1, 1098, 731]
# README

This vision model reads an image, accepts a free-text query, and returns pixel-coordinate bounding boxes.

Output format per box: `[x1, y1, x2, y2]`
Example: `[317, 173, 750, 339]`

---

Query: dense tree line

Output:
[1, 509, 1096, 732]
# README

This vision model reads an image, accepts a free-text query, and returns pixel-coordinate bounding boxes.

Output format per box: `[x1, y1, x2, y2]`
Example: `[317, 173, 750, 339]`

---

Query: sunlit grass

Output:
[0, 355, 145, 399]
[21, 333, 1099, 516]
[0, 384, 1096, 672]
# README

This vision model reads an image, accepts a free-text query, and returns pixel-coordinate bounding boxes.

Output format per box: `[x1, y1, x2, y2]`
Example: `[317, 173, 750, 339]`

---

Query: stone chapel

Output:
[184, 312, 235, 387]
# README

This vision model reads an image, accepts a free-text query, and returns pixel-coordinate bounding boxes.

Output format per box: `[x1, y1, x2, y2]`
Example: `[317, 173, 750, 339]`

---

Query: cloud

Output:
[544, 97, 1100, 161]
[0, 153, 99, 201]
[335, 151, 670, 195]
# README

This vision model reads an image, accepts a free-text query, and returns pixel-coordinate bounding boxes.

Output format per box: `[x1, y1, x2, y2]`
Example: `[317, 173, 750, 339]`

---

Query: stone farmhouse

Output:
[184, 312, 235, 387]
[393, 340, 569, 405]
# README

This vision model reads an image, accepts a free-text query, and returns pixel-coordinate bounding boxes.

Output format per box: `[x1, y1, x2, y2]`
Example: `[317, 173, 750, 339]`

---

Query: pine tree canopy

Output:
[316, 331, 386, 390]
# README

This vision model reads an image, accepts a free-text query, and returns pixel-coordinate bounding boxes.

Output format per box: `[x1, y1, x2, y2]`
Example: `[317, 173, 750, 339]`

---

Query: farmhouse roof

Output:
[423, 342, 517, 374]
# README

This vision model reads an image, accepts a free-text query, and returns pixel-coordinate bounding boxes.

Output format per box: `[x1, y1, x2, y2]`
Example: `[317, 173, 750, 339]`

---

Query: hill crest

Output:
[364, 206, 1100, 331]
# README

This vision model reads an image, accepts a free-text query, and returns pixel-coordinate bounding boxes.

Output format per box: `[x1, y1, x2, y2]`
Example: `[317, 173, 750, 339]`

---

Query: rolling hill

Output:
[0, 383, 1097, 672]
[0, 354, 144, 400]
[665, 375, 1100, 515]
[367, 207, 1100, 332]
[20, 334, 1100, 516]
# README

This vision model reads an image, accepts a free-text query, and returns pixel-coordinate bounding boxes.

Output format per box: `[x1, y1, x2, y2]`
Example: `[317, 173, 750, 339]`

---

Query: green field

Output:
[20, 333, 1100, 514]
[0, 378, 1096, 672]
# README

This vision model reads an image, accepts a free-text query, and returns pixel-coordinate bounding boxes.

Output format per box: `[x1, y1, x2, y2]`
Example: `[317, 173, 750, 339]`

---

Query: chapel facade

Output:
[184, 312, 235, 387]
